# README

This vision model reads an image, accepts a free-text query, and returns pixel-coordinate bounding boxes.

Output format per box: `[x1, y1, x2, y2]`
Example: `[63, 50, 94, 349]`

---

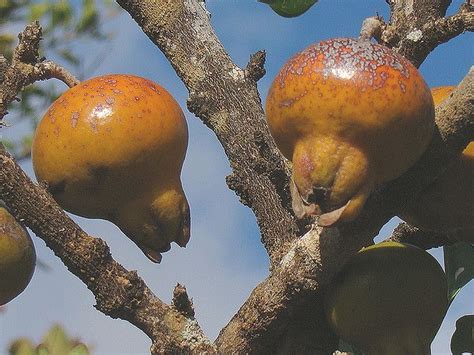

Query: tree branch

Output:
[0, 22, 214, 354]
[381, 1, 473, 66]
[172, 283, 195, 318]
[116, 0, 300, 266]
[116, 1, 473, 352]
[216, 65, 473, 353]
[359, 16, 384, 41]
[388, 222, 474, 248]
[1, 1, 472, 353]
[0, 22, 79, 120]
[0, 145, 215, 354]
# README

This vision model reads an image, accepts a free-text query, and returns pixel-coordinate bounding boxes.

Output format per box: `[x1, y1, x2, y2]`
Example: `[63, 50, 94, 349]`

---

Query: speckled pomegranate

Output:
[266, 38, 435, 225]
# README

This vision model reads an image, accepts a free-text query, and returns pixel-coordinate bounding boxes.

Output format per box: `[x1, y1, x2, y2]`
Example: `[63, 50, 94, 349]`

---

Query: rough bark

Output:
[1, 0, 472, 353]
[115, 1, 472, 352]
[389, 222, 474, 248]
[115, 0, 299, 267]
[0, 23, 214, 355]
[383, 0, 473, 66]
[0, 146, 215, 354]
[0, 22, 79, 119]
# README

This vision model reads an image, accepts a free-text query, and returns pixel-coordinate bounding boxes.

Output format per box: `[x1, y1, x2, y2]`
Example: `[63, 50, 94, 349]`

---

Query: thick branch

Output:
[117, 1, 473, 352]
[382, 1, 473, 66]
[116, 0, 300, 266]
[0, 22, 213, 354]
[397, 10, 473, 67]
[216, 227, 348, 353]
[216, 67, 473, 353]
[0, 145, 214, 354]
[2, 2, 471, 354]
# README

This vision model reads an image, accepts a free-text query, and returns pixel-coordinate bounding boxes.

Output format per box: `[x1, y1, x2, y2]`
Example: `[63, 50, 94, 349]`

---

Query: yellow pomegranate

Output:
[266, 38, 435, 226]
[0, 207, 36, 305]
[324, 241, 448, 354]
[401, 86, 473, 232]
[32, 74, 190, 263]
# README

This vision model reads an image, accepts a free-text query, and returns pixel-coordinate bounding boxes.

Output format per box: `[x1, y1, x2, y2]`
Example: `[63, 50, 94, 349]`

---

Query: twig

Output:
[172, 283, 195, 318]
[0, 22, 79, 120]
[245, 50, 266, 81]
[32, 61, 80, 87]
[388, 222, 474, 248]
[381, 1, 473, 66]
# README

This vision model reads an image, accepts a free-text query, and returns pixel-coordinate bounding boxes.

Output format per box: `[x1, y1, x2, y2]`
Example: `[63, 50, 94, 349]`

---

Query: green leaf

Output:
[69, 344, 90, 355]
[451, 315, 474, 355]
[29, 2, 51, 21]
[259, 0, 318, 18]
[51, 0, 72, 27]
[444, 242, 474, 303]
[76, 0, 98, 33]
[42, 324, 70, 355]
[8, 338, 36, 355]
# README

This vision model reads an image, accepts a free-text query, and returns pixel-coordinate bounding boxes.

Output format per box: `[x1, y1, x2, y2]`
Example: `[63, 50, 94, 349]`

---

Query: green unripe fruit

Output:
[0, 207, 36, 305]
[259, 0, 318, 18]
[324, 242, 448, 355]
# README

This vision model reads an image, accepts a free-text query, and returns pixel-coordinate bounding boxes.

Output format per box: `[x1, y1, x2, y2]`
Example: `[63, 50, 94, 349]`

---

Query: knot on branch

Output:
[95, 270, 146, 318]
[14, 21, 43, 64]
[172, 283, 195, 318]
[245, 50, 266, 82]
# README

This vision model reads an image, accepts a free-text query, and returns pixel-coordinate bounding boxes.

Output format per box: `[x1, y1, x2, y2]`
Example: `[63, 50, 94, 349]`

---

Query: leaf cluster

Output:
[8, 324, 90, 355]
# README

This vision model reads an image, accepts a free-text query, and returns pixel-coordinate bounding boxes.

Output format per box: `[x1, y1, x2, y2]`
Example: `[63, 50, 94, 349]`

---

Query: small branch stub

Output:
[172, 283, 195, 318]
[245, 50, 266, 82]
[359, 16, 384, 41]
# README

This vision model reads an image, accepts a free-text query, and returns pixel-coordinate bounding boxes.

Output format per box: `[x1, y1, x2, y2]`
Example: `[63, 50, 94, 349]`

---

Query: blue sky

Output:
[1, 1, 472, 354]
